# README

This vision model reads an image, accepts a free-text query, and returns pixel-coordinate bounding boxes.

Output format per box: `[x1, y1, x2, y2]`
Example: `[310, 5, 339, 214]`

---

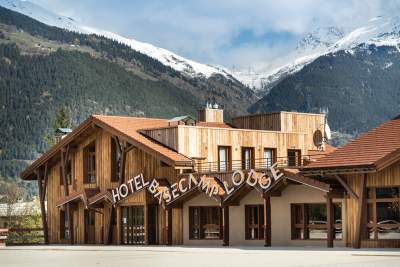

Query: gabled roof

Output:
[303, 116, 400, 171]
[21, 115, 193, 180]
[92, 115, 192, 165]
[55, 188, 99, 208]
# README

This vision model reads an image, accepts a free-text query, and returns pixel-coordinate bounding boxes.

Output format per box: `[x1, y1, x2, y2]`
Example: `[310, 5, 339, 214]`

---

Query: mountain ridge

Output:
[235, 16, 400, 92]
[0, 0, 236, 80]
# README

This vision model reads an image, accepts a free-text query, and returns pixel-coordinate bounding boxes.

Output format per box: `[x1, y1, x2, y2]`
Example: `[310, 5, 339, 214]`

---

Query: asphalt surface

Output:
[1, 246, 400, 267]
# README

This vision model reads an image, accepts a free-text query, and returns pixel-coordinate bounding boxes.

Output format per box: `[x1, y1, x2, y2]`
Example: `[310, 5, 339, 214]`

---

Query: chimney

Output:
[198, 102, 224, 123]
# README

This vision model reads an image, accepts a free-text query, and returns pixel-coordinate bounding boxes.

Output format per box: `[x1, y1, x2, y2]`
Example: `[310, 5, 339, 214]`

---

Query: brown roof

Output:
[87, 190, 114, 206]
[55, 188, 99, 208]
[304, 116, 400, 170]
[306, 144, 337, 162]
[21, 115, 193, 180]
[92, 115, 192, 165]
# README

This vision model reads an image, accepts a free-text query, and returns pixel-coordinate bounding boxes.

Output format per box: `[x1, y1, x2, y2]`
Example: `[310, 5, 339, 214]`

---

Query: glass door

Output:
[121, 206, 145, 245]
[242, 147, 255, 169]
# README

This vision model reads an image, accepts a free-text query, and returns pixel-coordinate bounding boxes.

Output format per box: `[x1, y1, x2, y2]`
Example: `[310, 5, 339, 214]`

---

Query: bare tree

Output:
[2, 183, 24, 228]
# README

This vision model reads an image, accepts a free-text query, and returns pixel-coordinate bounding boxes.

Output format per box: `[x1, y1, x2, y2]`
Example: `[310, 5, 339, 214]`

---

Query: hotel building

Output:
[20, 107, 400, 248]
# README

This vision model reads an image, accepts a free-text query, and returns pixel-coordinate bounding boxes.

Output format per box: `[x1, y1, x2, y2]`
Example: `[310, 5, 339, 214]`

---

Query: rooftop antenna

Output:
[320, 107, 331, 144]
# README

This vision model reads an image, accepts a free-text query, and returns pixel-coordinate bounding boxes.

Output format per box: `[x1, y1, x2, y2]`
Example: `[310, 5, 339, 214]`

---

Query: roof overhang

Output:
[21, 116, 95, 180]
[21, 115, 193, 181]
[55, 188, 99, 208]
[300, 165, 377, 176]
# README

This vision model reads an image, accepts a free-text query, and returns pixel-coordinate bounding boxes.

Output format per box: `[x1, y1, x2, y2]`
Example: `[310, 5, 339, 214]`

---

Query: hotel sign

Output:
[111, 163, 284, 205]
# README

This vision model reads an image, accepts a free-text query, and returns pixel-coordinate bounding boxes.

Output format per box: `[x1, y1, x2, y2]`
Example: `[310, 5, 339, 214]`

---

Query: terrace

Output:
[193, 155, 323, 174]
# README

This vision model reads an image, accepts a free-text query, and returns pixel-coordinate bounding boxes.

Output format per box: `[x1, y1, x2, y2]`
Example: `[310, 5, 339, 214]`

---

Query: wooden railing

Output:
[195, 156, 315, 174]
[0, 228, 44, 246]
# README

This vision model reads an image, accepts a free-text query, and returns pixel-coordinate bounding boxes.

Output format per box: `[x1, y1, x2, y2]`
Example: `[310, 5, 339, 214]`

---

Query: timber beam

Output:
[326, 194, 334, 248]
[35, 165, 49, 244]
[333, 175, 358, 200]
[353, 174, 367, 249]
[263, 193, 271, 247]
[61, 145, 74, 245]
[222, 205, 230, 246]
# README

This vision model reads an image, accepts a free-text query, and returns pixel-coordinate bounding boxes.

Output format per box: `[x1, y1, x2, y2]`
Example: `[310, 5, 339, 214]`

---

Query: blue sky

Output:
[30, 0, 400, 68]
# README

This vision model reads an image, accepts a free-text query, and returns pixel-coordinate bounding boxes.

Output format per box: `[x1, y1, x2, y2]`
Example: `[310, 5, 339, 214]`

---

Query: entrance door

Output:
[121, 206, 145, 245]
[84, 209, 96, 244]
[147, 205, 158, 245]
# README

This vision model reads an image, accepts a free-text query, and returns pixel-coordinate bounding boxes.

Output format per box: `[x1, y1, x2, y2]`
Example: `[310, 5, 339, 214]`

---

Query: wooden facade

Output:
[340, 162, 400, 248]
[44, 128, 182, 245]
[23, 109, 400, 248]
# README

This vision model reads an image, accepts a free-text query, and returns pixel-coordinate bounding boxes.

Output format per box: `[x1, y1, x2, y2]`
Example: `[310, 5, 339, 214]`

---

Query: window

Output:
[245, 205, 265, 240]
[59, 159, 73, 186]
[84, 142, 96, 183]
[291, 203, 342, 240]
[218, 146, 231, 172]
[189, 207, 221, 240]
[111, 138, 121, 182]
[60, 210, 69, 240]
[263, 148, 276, 167]
[287, 149, 301, 166]
[241, 147, 255, 169]
[367, 187, 400, 240]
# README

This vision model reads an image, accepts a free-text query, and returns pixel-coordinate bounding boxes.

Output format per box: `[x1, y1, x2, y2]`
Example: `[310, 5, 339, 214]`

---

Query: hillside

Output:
[250, 44, 400, 134]
[0, 6, 255, 189]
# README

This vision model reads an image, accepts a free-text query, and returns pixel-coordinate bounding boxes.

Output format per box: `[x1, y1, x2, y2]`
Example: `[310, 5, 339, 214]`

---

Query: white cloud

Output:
[29, 0, 400, 68]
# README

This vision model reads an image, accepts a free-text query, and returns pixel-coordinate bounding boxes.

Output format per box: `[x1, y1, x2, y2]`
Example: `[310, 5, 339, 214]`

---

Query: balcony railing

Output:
[194, 156, 317, 174]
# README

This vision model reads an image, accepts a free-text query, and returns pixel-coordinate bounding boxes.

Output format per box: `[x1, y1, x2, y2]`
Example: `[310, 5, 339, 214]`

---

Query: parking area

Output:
[0, 246, 400, 267]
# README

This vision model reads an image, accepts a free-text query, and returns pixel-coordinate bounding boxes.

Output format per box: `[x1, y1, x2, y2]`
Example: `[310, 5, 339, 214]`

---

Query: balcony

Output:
[194, 155, 320, 175]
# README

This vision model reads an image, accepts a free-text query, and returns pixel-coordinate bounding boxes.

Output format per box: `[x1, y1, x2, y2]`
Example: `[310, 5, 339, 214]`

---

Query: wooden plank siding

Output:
[198, 108, 224, 123]
[232, 112, 282, 131]
[143, 113, 325, 166]
[176, 126, 308, 162]
[141, 127, 180, 152]
[343, 162, 400, 248]
[46, 128, 178, 245]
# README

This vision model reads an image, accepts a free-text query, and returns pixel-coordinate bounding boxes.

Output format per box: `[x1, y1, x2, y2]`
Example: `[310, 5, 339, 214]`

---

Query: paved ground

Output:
[1, 246, 400, 267]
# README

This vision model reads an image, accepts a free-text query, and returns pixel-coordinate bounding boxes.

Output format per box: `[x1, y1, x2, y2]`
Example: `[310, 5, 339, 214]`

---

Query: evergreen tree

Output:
[45, 106, 73, 147]
[52, 106, 73, 130]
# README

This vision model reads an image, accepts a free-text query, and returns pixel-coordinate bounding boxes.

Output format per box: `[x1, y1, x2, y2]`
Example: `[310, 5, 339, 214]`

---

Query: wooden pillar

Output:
[303, 204, 309, 240]
[263, 194, 271, 247]
[326, 195, 334, 248]
[61, 146, 74, 245]
[36, 167, 49, 244]
[104, 205, 114, 245]
[222, 205, 229, 246]
[167, 207, 173, 245]
[353, 174, 366, 249]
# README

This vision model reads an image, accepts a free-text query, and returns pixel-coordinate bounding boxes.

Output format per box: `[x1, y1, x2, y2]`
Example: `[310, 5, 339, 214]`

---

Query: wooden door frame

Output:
[241, 147, 255, 169]
[120, 205, 146, 245]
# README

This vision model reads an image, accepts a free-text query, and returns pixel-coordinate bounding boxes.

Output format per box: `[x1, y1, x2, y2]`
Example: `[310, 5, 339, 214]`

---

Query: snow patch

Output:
[0, 0, 232, 80]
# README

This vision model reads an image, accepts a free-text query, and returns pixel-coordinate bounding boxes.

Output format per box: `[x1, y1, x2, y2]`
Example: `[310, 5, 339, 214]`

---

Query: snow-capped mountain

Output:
[0, 0, 231, 79]
[232, 26, 346, 91]
[234, 16, 400, 92]
[3, 0, 400, 93]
